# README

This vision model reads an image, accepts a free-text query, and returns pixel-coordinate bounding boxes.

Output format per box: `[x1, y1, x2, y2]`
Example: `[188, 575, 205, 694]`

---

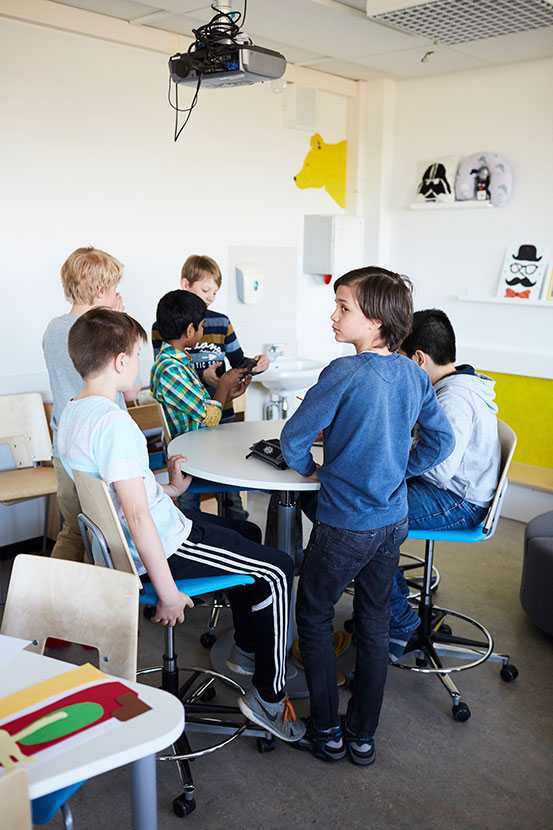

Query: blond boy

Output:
[42, 246, 126, 561]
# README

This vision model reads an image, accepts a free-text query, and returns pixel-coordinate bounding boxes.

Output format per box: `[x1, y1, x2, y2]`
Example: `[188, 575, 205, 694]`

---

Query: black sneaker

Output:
[342, 719, 376, 767]
[293, 718, 346, 762]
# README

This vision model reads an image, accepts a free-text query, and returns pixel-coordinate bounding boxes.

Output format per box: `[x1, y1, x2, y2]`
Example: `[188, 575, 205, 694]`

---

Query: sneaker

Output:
[389, 628, 419, 663]
[294, 718, 346, 762]
[238, 687, 306, 743]
[226, 644, 255, 676]
[342, 720, 376, 767]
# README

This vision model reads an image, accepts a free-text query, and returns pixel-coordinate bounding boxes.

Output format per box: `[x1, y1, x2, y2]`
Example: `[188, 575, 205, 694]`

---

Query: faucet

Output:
[264, 343, 285, 363]
[263, 394, 288, 421]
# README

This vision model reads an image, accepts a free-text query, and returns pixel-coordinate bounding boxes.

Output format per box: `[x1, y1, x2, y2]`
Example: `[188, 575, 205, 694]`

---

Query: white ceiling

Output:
[50, 0, 553, 80]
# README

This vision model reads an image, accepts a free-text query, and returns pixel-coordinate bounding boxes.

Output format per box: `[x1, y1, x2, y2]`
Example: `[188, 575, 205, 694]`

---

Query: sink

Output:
[252, 357, 324, 393]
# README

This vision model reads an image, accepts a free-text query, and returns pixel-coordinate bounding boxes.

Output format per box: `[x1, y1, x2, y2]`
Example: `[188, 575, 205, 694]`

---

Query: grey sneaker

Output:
[238, 687, 306, 743]
[226, 644, 255, 676]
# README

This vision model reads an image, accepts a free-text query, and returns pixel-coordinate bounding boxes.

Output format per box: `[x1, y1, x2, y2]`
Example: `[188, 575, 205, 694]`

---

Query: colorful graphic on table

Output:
[497, 243, 548, 300]
[0, 680, 151, 770]
[294, 133, 347, 208]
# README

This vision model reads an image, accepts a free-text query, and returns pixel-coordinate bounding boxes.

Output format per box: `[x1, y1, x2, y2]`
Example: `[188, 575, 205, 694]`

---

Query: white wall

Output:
[0, 15, 349, 544]
[384, 59, 553, 376]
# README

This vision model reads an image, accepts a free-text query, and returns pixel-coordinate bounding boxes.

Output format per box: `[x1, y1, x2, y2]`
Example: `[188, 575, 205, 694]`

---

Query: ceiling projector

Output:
[169, 43, 286, 89]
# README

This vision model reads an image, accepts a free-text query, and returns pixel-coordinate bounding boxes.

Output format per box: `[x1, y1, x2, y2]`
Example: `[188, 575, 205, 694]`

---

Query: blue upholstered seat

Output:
[32, 782, 85, 825]
[139, 574, 255, 606]
[408, 523, 489, 544]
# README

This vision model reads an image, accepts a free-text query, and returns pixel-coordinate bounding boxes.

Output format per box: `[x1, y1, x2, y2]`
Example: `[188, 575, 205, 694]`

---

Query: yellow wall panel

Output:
[481, 371, 553, 468]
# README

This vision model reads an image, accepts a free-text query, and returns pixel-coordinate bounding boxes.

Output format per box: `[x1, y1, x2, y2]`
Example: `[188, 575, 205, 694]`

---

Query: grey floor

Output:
[3, 494, 553, 830]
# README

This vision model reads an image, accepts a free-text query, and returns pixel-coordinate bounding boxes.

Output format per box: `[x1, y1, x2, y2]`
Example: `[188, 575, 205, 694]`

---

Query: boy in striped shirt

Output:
[152, 255, 268, 519]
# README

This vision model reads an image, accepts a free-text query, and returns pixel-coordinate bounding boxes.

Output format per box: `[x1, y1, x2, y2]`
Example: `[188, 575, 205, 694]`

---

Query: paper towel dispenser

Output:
[236, 264, 263, 304]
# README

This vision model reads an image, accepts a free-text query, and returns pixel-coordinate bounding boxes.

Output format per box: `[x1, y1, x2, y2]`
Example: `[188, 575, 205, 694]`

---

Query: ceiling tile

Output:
[356, 45, 491, 78]
[301, 59, 384, 79]
[453, 26, 553, 64]
[49, 0, 159, 18]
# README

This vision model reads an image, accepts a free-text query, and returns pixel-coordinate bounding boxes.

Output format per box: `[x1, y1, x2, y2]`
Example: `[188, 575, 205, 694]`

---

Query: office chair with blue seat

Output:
[74, 470, 274, 819]
[128, 400, 253, 648]
[391, 420, 519, 721]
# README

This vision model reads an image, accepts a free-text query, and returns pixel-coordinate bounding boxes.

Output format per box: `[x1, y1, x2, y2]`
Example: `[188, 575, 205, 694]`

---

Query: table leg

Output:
[276, 490, 297, 561]
[277, 491, 299, 652]
[130, 754, 157, 830]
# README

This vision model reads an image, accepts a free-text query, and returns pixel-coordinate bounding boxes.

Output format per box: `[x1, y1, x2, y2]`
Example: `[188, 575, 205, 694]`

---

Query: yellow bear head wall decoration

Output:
[294, 133, 348, 209]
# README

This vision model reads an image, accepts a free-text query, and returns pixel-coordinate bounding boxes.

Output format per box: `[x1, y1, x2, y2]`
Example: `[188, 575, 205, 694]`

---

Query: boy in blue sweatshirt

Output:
[280, 267, 454, 766]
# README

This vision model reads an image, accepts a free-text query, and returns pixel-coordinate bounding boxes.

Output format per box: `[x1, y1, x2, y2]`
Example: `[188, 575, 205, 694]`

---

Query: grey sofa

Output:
[520, 511, 553, 637]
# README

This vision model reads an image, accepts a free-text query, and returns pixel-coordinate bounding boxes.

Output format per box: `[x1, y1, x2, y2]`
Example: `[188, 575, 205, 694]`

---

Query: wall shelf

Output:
[456, 295, 552, 309]
[409, 201, 493, 211]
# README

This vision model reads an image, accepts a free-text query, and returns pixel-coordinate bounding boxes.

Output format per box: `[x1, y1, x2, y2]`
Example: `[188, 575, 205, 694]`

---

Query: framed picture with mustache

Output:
[497, 242, 548, 301]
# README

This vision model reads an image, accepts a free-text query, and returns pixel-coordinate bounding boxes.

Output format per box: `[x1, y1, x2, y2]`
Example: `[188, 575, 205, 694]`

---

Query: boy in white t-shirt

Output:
[57, 307, 304, 743]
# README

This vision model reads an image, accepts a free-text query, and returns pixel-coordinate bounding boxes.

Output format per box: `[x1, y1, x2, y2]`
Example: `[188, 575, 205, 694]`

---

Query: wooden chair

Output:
[1, 554, 139, 827]
[0, 768, 32, 830]
[1, 554, 139, 682]
[0, 394, 57, 553]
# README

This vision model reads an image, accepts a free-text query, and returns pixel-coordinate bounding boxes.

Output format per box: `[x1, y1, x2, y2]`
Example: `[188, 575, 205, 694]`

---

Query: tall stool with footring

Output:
[74, 470, 275, 819]
[391, 420, 519, 721]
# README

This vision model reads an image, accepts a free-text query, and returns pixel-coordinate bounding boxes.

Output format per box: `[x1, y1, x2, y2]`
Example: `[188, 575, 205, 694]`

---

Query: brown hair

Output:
[180, 254, 222, 288]
[61, 246, 123, 305]
[68, 308, 147, 379]
[334, 266, 413, 351]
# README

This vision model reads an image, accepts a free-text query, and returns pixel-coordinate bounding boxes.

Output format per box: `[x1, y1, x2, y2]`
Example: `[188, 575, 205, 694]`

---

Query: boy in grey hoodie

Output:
[389, 309, 501, 646]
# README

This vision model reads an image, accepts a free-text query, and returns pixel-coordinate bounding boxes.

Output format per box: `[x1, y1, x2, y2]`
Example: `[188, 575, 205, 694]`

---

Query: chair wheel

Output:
[143, 606, 156, 621]
[257, 736, 276, 753]
[344, 618, 354, 634]
[500, 663, 519, 682]
[200, 632, 217, 649]
[173, 795, 196, 817]
[452, 702, 471, 722]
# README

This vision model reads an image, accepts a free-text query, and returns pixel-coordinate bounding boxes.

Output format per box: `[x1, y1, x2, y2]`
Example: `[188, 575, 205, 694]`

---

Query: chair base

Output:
[136, 628, 275, 817]
[389, 538, 519, 720]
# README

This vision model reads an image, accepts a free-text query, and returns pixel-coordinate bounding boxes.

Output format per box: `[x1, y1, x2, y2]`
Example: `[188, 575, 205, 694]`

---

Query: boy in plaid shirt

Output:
[151, 290, 250, 437]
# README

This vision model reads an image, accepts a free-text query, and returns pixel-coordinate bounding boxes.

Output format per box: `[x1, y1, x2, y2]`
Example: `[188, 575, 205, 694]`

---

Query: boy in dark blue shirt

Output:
[280, 266, 454, 766]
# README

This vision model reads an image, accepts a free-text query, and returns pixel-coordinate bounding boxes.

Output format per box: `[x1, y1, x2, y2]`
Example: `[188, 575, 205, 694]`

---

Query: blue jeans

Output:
[389, 478, 488, 639]
[298, 517, 408, 737]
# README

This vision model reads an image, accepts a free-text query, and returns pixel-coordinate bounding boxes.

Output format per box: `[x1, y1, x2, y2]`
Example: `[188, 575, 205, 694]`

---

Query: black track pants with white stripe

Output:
[160, 511, 293, 703]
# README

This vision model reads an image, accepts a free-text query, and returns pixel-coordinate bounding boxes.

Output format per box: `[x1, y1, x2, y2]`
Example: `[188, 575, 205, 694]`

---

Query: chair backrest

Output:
[127, 400, 171, 446]
[0, 768, 32, 830]
[482, 419, 517, 537]
[1, 555, 139, 681]
[0, 393, 52, 468]
[73, 471, 139, 578]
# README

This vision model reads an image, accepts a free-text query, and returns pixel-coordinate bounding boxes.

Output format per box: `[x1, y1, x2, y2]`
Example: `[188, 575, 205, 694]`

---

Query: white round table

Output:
[168, 419, 321, 698]
[168, 419, 321, 557]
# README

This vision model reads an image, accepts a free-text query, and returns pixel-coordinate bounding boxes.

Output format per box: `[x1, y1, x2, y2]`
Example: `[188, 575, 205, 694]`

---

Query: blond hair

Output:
[60, 246, 123, 305]
[180, 254, 222, 288]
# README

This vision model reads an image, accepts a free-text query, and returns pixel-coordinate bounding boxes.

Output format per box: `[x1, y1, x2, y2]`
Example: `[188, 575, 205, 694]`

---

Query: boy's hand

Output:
[154, 591, 194, 626]
[306, 462, 321, 481]
[252, 354, 269, 374]
[203, 363, 223, 388]
[166, 454, 193, 497]
[219, 368, 249, 398]
[230, 374, 251, 399]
